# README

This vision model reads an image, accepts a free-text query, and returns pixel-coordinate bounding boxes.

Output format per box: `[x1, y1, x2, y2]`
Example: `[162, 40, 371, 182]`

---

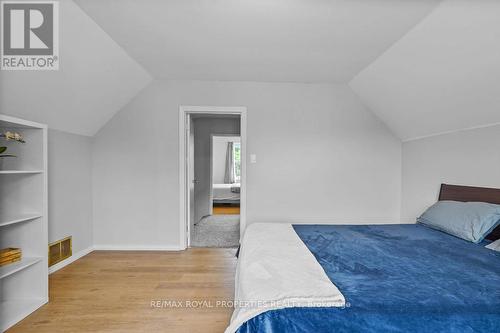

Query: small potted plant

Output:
[0, 131, 25, 169]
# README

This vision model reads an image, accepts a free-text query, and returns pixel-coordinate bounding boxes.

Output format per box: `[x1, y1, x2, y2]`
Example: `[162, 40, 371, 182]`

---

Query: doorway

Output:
[210, 134, 241, 216]
[179, 106, 247, 250]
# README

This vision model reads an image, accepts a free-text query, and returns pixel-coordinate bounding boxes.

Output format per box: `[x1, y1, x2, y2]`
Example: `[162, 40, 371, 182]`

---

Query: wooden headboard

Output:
[439, 184, 500, 241]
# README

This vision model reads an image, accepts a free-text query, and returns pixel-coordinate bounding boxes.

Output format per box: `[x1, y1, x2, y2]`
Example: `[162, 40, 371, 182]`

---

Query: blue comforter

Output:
[236, 224, 500, 333]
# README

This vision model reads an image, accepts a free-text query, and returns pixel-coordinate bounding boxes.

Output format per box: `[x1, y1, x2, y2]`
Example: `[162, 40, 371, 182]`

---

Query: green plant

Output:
[0, 131, 25, 159]
[0, 146, 16, 158]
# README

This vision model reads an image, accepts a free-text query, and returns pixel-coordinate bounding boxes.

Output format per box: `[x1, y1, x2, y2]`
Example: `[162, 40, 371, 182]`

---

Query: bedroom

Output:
[0, 0, 499, 332]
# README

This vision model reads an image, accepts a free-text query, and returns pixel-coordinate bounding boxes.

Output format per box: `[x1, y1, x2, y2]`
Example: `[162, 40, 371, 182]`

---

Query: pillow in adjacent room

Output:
[486, 239, 500, 252]
[417, 201, 500, 243]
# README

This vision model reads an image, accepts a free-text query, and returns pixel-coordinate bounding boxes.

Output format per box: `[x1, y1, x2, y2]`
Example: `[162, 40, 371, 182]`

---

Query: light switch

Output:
[250, 154, 257, 164]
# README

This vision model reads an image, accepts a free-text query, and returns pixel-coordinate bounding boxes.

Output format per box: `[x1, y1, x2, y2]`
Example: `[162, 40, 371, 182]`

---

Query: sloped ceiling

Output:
[350, 0, 500, 141]
[73, 0, 440, 83]
[0, 0, 152, 136]
[3, 0, 498, 140]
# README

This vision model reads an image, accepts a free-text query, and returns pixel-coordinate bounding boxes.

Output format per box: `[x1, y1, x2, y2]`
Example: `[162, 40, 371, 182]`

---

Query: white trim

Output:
[403, 121, 500, 142]
[42, 124, 49, 300]
[209, 134, 214, 216]
[49, 246, 94, 274]
[93, 245, 184, 251]
[179, 106, 248, 250]
[0, 114, 47, 129]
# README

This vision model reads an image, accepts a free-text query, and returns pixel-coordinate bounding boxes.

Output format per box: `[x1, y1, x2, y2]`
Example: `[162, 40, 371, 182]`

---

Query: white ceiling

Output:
[73, 0, 440, 83]
[350, 0, 500, 141]
[0, 0, 152, 136]
[3, 0, 498, 140]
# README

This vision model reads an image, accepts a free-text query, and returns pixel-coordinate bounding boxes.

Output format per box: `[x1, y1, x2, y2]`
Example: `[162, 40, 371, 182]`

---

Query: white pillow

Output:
[486, 239, 500, 252]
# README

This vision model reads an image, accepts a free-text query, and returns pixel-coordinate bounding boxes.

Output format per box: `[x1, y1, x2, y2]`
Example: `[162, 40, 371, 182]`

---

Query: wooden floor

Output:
[8, 249, 237, 333]
[212, 206, 240, 215]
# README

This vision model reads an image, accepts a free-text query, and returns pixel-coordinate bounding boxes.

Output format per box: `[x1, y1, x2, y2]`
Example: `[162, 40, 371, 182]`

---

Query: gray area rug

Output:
[192, 215, 240, 248]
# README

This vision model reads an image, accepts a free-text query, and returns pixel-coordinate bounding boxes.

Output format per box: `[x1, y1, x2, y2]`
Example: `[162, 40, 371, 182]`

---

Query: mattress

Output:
[233, 224, 500, 333]
[213, 183, 240, 203]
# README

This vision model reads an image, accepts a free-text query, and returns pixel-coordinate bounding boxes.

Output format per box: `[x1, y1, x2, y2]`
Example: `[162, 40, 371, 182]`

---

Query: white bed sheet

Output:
[213, 183, 240, 201]
[225, 223, 345, 333]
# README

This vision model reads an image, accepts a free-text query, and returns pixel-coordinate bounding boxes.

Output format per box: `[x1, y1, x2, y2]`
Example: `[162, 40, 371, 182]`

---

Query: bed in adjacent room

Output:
[213, 183, 240, 205]
[226, 184, 500, 333]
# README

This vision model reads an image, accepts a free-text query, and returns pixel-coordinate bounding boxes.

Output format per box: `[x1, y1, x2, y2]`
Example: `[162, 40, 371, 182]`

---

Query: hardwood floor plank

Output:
[8, 249, 237, 333]
[212, 206, 240, 215]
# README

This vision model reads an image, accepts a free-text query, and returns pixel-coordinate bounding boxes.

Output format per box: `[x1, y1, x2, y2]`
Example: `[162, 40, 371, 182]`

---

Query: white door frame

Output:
[179, 106, 247, 250]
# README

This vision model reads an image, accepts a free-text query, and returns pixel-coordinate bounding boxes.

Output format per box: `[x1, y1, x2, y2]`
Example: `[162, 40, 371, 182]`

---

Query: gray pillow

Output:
[417, 201, 500, 243]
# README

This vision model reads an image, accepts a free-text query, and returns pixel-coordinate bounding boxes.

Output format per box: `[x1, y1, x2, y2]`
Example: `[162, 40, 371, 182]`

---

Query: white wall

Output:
[401, 124, 500, 222]
[350, 0, 500, 141]
[0, 0, 151, 136]
[48, 129, 93, 254]
[213, 136, 241, 184]
[193, 118, 240, 224]
[92, 80, 402, 249]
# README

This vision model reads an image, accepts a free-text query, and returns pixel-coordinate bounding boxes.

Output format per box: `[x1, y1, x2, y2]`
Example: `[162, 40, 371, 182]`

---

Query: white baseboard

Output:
[93, 245, 185, 251]
[49, 246, 94, 274]
[49, 245, 184, 274]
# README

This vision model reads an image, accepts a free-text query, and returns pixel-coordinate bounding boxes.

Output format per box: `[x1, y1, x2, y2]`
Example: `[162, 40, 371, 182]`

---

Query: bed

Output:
[226, 184, 500, 333]
[213, 183, 240, 205]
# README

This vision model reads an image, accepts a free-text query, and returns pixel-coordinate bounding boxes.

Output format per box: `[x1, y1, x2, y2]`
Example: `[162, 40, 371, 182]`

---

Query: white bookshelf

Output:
[0, 213, 42, 228]
[0, 170, 44, 175]
[0, 115, 48, 331]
